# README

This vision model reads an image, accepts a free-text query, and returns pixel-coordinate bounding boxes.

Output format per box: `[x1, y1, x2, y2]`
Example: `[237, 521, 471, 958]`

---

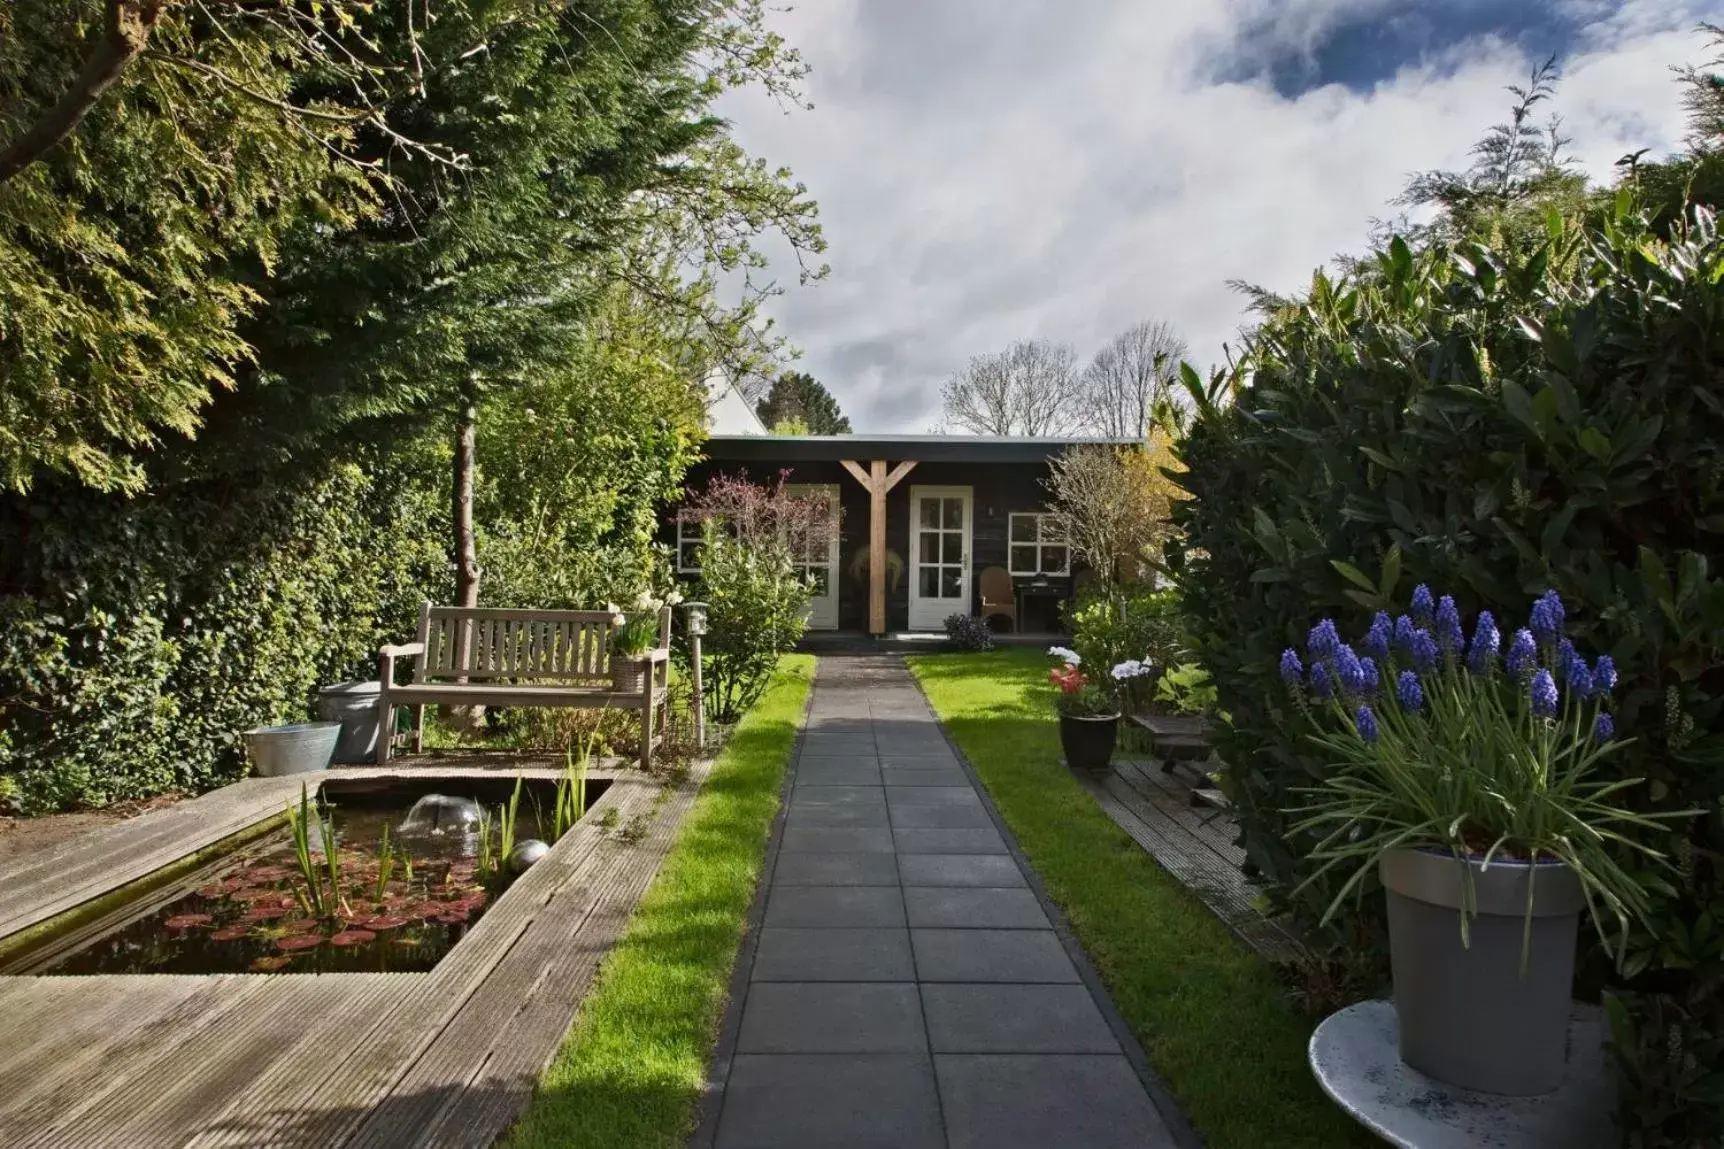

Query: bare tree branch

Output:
[940, 339, 1081, 435]
[1077, 320, 1189, 438]
[0, 0, 168, 184]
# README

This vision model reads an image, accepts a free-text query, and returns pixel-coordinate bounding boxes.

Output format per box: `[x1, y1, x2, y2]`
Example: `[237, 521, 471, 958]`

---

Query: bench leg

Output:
[640, 683, 656, 772]
[411, 705, 426, 754]
[376, 696, 393, 764]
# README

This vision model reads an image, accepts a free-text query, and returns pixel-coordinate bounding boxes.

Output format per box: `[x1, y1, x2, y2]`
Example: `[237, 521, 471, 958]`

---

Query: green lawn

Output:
[908, 648, 1371, 1149]
[503, 654, 814, 1149]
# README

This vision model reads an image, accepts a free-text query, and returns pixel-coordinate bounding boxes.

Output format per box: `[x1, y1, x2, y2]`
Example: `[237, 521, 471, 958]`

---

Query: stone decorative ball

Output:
[508, 839, 551, 874]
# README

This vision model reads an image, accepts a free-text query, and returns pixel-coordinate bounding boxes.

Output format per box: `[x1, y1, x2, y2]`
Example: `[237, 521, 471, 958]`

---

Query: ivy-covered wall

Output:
[0, 457, 448, 814]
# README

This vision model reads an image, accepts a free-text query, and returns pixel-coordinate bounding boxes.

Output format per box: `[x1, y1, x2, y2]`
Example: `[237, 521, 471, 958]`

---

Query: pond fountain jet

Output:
[399, 794, 484, 836]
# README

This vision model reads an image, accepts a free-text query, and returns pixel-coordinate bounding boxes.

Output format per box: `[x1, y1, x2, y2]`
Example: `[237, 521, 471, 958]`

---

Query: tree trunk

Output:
[0, 1, 166, 185]
[448, 386, 485, 733]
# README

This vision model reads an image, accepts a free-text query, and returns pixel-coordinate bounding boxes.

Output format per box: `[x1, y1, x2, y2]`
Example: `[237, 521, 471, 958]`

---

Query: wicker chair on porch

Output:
[978, 566, 1017, 633]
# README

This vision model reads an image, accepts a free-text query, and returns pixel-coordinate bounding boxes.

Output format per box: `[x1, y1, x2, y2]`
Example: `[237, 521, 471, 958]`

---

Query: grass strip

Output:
[503, 654, 814, 1149]
[908, 648, 1372, 1149]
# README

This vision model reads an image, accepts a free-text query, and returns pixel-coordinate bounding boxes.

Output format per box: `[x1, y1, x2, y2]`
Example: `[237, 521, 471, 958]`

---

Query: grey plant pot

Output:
[1380, 847, 1585, 1096]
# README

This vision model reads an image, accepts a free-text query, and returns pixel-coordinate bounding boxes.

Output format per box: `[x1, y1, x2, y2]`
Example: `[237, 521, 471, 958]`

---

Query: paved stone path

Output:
[695, 655, 1188, 1149]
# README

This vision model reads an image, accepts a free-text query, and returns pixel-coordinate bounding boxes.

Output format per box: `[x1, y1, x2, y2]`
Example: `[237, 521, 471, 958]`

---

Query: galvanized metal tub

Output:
[244, 722, 341, 777]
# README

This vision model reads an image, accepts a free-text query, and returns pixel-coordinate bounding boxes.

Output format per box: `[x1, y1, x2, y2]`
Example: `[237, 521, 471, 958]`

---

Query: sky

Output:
[716, 0, 1721, 432]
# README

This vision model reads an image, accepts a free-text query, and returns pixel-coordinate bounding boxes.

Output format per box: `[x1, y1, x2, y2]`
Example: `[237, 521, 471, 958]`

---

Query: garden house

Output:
[669, 434, 1136, 635]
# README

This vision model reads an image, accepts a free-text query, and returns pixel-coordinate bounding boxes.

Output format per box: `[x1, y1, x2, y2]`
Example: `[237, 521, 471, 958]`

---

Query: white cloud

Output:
[720, 1, 1716, 431]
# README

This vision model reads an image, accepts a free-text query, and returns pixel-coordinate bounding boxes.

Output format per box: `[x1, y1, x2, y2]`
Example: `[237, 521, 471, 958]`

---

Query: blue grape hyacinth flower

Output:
[1308, 619, 1341, 662]
[1505, 628, 1537, 678]
[1466, 611, 1500, 674]
[1409, 629, 1440, 672]
[1565, 654, 1595, 701]
[1279, 648, 1304, 686]
[1360, 656, 1380, 694]
[1310, 662, 1335, 701]
[1336, 645, 1368, 695]
[1435, 595, 1464, 652]
[1363, 611, 1392, 662]
[1396, 670, 1424, 712]
[1355, 704, 1380, 743]
[1531, 669, 1559, 718]
[1594, 655, 1617, 695]
[1594, 712, 1615, 741]
[1529, 590, 1566, 644]
[1393, 614, 1417, 652]
[1411, 583, 1435, 624]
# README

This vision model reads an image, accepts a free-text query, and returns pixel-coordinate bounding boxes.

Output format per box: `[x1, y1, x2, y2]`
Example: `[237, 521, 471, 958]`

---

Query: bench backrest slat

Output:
[411, 604, 669, 682]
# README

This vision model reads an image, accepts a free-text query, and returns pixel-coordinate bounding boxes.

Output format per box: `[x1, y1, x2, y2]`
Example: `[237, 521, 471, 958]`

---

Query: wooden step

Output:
[1129, 713, 1213, 740]
[1190, 787, 1230, 811]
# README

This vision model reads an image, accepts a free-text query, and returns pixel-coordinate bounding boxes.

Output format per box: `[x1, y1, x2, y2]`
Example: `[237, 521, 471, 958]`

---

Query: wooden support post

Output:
[840, 459, 918, 636]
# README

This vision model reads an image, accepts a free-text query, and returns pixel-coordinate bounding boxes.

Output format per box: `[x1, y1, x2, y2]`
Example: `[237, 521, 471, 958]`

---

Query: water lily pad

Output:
[280, 918, 321, 934]
[164, 913, 213, 929]
[230, 888, 288, 903]
[365, 915, 410, 931]
[328, 930, 376, 947]
[242, 904, 291, 921]
[196, 884, 231, 899]
[209, 925, 253, 942]
[250, 956, 293, 972]
[276, 934, 324, 951]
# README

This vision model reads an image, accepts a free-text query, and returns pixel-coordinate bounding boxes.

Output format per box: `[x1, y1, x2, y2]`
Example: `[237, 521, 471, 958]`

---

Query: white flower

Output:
[1111, 659, 1154, 681]
[635, 589, 657, 609]
[664, 587, 684, 606]
[1048, 646, 1081, 666]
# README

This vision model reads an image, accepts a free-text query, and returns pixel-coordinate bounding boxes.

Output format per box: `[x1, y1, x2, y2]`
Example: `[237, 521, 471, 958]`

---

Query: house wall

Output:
[670, 457, 1074, 631]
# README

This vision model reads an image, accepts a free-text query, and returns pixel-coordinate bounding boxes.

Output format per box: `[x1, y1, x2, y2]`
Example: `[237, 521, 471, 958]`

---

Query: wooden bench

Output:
[376, 603, 672, 768]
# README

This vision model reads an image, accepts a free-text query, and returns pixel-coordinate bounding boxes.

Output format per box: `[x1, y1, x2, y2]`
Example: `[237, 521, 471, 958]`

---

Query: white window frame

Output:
[1007, 512, 1071, 577]
[676, 516, 708, 574]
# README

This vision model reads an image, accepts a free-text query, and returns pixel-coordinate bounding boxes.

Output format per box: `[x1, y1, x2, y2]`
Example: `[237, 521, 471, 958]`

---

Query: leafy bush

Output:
[943, 613, 996, 652]
[1174, 206, 1724, 1144]
[694, 532, 812, 725]
[1067, 587, 1185, 712]
[0, 460, 446, 813]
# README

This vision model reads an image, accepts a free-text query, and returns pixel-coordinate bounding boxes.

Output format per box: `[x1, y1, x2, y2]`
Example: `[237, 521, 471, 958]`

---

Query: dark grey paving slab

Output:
[737, 983, 926, 1052]
[792, 785, 888, 808]
[717, 1054, 945, 1149]
[753, 928, 915, 982]
[880, 764, 969, 786]
[898, 853, 1028, 888]
[765, 885, 907, 928]
[775, 851, 902, 887]
[922, 984, 1121, 1053]
[889, 803, 996, 829]
[911, 929, 1079, 982]
[781, 826, 896, 853]
[904, 886, 1053, 929]
[936, 1055, 1176, 1149]
[796, 761, 884, 787]
[894, 827, 1010, 854]
[786, 805, 893, 830]
[802, 734, 879, 756]
[885, 785, 983, 807]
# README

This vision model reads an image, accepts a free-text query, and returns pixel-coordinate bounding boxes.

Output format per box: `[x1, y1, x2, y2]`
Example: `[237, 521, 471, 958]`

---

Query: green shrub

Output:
[0, 460, 446, 813]
[1067, 586, 1185, 712]
[695, 531, 811, 725]
[1174, 205, 1724, 1144]
[943, 612, 996, 652]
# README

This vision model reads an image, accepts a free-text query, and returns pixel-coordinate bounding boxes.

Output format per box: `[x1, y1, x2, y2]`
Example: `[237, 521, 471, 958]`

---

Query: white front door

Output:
[788, 484, 840, 630]
[908, 486, 972, 631]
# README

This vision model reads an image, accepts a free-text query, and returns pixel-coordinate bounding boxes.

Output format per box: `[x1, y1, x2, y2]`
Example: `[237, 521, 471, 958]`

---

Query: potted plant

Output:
[1282, 586, 1691, 1096]
[607, 598, 663, 694]
[1048, 647, 1154, 771]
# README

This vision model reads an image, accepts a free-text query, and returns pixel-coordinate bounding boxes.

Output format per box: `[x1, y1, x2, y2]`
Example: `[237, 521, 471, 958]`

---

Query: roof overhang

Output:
[700, 434, 1140, 466]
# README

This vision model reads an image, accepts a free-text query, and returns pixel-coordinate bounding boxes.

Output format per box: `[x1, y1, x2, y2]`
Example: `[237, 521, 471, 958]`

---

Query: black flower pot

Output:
[1058, 713, 1120, 772]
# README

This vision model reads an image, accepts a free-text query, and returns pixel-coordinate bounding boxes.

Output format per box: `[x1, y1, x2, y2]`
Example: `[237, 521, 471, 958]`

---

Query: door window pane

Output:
[1010, 514, 1036, 542]
[809, 568, 830, 595]
[1010, 545, 1037, 574]
[941, 568, 963, 597]
[1042, 516, 1068, 542]
[919, 499, 940, 528]
[942, 498, 963, 529]
[919, 567, 940, 597]
[919, 531, 940, 562]
[942, 533, 964, 564]
[1044, 546, 1069, 574]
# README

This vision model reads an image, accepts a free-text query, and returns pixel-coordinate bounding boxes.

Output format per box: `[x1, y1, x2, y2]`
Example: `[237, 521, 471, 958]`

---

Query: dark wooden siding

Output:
[669, 455, 1074, 631]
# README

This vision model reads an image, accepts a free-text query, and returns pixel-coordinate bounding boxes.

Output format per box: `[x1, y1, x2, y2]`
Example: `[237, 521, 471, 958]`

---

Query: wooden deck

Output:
[1077, 755, 1304, 963]
[0, 759, 706, 1147]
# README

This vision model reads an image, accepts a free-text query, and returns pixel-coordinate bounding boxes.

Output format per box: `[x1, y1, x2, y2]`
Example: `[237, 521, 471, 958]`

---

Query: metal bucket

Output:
[244, 722, 341, 777]
[316, 681, 383, 764]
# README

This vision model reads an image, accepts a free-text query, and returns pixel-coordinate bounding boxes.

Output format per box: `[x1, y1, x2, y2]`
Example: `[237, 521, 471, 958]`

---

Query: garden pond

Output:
[8, 775, 608, 977]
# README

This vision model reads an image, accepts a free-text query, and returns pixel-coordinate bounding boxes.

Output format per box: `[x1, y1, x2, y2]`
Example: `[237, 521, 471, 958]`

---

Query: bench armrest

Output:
[380, 642, 426, 659]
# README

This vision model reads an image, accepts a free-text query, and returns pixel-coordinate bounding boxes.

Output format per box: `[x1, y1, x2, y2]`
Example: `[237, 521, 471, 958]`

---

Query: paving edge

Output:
[906, 656, 1208, 1149]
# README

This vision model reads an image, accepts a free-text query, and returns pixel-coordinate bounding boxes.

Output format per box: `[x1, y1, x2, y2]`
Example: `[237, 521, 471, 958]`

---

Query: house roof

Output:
[704, 377, 767, 435]
[702, 434, 1139, 465]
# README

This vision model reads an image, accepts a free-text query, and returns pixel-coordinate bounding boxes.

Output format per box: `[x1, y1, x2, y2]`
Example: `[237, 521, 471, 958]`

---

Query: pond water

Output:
[29, 775, 606, 976]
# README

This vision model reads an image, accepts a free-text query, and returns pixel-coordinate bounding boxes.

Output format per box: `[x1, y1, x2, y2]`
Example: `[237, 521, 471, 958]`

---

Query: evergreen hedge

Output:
[1174, 205, 1724, 1145]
